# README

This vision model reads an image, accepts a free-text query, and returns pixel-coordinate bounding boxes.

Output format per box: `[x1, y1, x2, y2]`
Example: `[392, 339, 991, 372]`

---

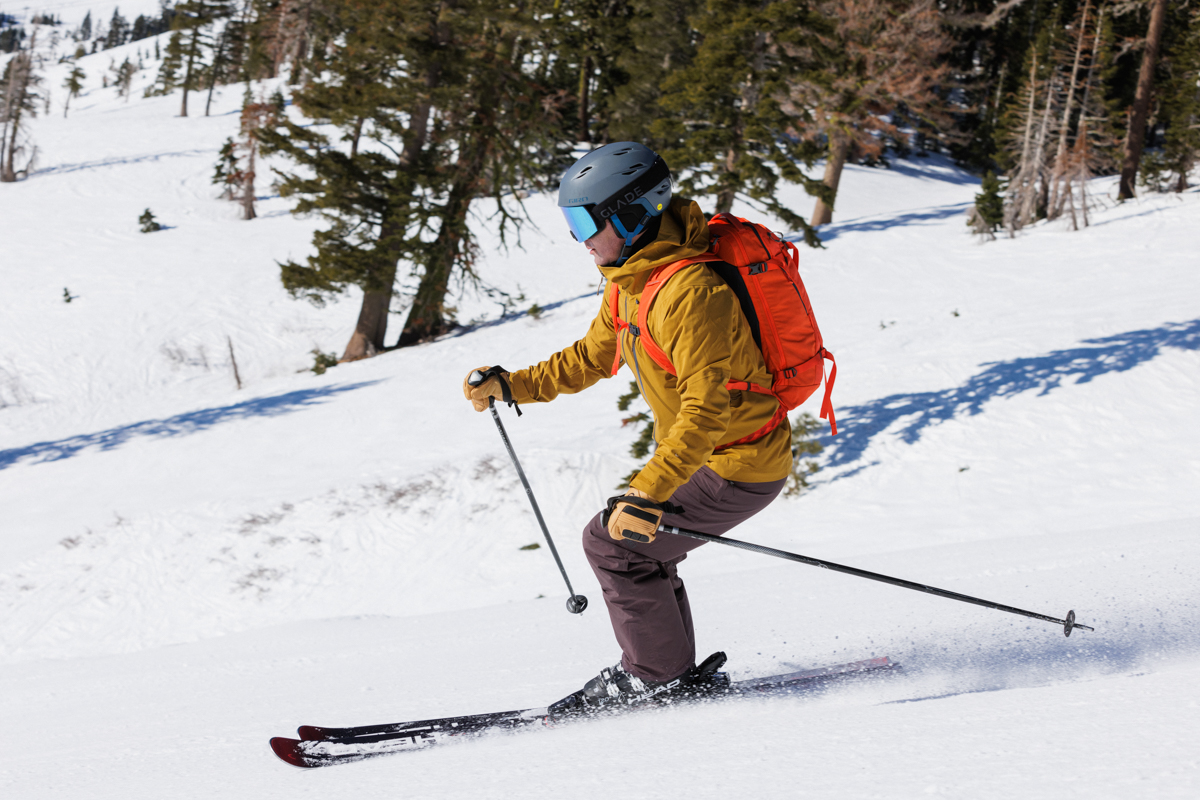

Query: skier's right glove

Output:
[603, 490, 683, 544]
[464, 366, 519, 414]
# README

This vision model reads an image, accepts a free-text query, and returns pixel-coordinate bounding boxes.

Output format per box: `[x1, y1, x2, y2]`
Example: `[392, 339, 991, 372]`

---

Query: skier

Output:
[463, 142, 791, 710]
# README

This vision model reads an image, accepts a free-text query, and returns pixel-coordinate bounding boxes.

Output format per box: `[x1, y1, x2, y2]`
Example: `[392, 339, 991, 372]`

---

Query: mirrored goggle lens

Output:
[562, 205, 599, 243]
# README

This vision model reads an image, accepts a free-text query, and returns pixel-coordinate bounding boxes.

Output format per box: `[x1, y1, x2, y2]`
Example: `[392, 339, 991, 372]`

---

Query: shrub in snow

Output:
[310, 349, 338, 375]
[786, 412, 824, 496]
[968, 171, 1005, 240]
[139, 209, 162, 233]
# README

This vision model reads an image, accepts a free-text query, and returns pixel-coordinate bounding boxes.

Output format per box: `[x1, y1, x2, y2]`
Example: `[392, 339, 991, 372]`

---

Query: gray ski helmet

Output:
[558, 142, 672, 246]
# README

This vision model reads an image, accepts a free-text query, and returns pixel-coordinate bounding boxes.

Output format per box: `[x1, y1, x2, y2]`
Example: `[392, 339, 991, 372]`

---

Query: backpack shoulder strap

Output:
[608, 282, 624, 375]
[637, 254, 724, 376]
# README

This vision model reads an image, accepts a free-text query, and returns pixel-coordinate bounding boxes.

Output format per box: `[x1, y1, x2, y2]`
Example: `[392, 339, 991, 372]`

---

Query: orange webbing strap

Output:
[635, 255, 723, 376]
[609, 284, 631, 376]
[819, 350, 837, 435]
[714, 402, 788, 451]
[726, 379, 776, 396]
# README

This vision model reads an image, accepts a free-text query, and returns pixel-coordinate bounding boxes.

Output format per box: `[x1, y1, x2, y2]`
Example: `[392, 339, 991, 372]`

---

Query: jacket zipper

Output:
[622, 291, 658, 442]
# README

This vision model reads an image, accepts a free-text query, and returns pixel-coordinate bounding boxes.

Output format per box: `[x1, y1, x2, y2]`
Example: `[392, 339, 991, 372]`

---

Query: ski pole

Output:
[468, 371, 588, 615]
[642, 525, 1093, 637]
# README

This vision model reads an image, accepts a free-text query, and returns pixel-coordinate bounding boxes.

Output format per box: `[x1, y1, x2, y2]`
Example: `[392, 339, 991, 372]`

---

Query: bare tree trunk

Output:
[350, 116, 364, 158]
[397, 188, 471, 346]
[181, 26, 202, 117]
[1118, 0, 1167, 200]
[714, 141, 740, 214]
[811, 131, 850, 226]
[241, 135, 257, 220]
[342, 283, 394, 361]
[340, 76, 438, 361]
[288, 1, 312, 86]
[205, 28, 227, 117]
[1005, 53, 1042, 236]
[1, 50, 31, 183]
[578, 55, 591, 143]
[1047, 0, 1093, 220]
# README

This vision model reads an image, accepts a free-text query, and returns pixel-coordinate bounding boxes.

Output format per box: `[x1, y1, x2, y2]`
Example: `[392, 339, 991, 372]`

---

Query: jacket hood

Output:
[597, 197, 710, 294]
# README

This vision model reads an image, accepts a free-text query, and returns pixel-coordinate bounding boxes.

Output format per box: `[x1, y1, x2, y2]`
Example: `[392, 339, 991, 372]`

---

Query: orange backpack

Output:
[610, 212, 837, 447]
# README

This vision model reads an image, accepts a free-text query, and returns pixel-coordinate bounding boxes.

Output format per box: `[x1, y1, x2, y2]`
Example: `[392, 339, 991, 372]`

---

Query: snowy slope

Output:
[3, 21, 1200, 798]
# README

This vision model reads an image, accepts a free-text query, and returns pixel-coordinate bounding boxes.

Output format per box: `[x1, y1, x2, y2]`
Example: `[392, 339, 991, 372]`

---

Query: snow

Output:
[3, 17, 1200, 799]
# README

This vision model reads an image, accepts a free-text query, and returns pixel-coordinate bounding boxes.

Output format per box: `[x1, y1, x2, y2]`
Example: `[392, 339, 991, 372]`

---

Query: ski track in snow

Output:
[2, 11, 1200, 799]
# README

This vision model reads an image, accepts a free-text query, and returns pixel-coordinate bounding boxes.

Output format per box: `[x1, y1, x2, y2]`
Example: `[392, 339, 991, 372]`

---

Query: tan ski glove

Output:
[604, 488, 678, 543]
[463, 366, 514, 413]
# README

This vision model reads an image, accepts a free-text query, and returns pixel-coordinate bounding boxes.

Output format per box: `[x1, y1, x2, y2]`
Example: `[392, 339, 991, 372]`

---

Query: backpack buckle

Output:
[783, 367, 797, 379]
[748, 262, 767, 275]
[628, 324, 640, 337]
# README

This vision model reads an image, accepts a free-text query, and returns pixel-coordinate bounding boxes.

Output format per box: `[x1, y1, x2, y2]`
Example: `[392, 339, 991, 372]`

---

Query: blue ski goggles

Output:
[561, 205, 601, 242]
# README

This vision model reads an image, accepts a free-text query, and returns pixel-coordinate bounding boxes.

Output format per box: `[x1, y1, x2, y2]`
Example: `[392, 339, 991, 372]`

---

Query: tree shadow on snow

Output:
[805, 202, 972, 243]
[34, 150, 214, 177]
[820, 319, 1200, 474]
[0, 381, 380, 471]
[448, 291, 596, 337]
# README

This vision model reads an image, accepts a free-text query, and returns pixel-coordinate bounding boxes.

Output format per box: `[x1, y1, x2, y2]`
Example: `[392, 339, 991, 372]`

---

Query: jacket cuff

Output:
[506, 370, 537, 404]
[628, 471, 678, 505]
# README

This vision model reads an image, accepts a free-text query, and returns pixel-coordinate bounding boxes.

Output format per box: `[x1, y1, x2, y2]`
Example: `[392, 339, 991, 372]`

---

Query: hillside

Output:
[3, 11, 1200, 799]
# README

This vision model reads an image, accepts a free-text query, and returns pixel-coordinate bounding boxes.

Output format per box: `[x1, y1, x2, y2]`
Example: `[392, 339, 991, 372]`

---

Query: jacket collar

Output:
[597, 198, 710, 295]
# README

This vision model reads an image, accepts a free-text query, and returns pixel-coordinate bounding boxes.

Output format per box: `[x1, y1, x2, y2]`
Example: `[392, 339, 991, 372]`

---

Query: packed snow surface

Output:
[3, 15, 1200, 799]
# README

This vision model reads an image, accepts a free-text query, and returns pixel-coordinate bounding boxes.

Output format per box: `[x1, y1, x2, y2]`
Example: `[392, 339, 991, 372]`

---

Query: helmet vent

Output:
[612, 147, 633, 155]
[576, 166, 593, 177]
[619, 163, 645, 175]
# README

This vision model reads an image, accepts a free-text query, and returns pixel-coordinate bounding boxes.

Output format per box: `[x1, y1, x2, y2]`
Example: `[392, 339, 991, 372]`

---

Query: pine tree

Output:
[615, 380, 655, 489]
[785, 412, 823, 496]
[105, 8, 130, 50]
[114, 57, 138, 101]
[148, 31, 185, 97]
[63, 64, 86, 117]
[79, 12, 93, 43]
[261, 0, 566, 359]
[602, 0, 701, 146]
[1, 35, 43, 182]
[967, 170, 1004, 240]
[785, 0, 954, 227]
[212, 136, 239, 199]
[0, 25, 25, 54]
[139, 208, 162, 232]
[1158, 7, 1200, 193]
[653, 0, 827, 245]
[173, 0, 230, 117]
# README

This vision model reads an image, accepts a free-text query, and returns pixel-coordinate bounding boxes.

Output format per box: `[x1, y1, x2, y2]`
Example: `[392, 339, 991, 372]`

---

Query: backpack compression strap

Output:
[641, 256, 838, 437]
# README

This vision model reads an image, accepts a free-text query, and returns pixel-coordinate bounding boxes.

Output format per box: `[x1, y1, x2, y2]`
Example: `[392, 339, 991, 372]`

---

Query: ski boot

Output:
[548, 651, 731, 718]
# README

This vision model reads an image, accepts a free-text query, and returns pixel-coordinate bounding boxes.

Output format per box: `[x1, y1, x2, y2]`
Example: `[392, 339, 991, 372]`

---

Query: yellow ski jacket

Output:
[508, 197, 792, 502]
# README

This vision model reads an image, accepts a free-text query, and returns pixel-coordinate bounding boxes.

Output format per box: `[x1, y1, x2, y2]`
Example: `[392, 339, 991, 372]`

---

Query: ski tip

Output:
[296, 725, 326, 741]
[270, 737, 313, 768]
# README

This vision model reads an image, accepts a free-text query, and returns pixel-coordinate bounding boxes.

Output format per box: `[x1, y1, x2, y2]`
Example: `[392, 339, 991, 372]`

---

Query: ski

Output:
[270, 656, 896, 768]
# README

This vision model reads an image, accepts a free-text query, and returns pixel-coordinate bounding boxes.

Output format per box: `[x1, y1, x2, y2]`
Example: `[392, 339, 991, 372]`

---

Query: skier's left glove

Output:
[603, 489, 681, 544]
